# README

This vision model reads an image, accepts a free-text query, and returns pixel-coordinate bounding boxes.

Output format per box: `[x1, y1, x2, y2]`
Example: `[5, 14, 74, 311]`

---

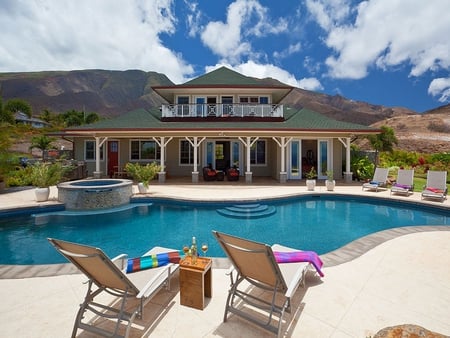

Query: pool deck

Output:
[0, 179, 449, 337]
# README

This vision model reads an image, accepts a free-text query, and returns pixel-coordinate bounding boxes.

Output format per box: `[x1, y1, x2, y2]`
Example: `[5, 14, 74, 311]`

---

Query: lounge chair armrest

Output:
[225, 266, 237, 286]
[111, 253, 128, 270]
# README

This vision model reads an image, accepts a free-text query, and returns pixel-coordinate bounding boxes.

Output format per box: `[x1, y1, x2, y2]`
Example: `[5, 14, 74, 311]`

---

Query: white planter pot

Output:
[306, 179, 316, 191]
[137, 182, 149, 194]
[35, 187, 50, 202]
[326, 180, 336, 191]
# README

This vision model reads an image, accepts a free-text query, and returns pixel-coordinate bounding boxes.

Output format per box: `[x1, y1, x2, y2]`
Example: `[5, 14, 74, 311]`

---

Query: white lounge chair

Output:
[362, 167, 389, 192]
[421, 170, 448, 202]
[213, 231, 317, 338]
[48, 238, 179, 338]
[391, 169, 414, 196]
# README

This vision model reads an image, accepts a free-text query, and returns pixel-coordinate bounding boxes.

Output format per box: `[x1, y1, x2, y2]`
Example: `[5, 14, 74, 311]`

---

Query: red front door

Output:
[107, 141, 119, 177]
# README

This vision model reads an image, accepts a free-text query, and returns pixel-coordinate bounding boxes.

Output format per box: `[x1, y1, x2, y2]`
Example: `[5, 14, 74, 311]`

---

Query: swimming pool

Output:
[0, 195, 449, 265]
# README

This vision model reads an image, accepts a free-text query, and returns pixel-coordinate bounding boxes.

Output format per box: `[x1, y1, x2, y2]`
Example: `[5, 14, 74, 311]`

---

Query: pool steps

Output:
[217, 203, 276, 219]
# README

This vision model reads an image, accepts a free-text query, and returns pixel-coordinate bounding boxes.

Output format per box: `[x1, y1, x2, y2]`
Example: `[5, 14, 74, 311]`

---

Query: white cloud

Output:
[205, 61, 323, 91]
[273, 43, 301, 60]
[0, 0, 193, 83]
[200, 0, 288, 63]
[305, 0, 351, 31]
[428, 78, 450, 103]
[306, 0, 450, 81]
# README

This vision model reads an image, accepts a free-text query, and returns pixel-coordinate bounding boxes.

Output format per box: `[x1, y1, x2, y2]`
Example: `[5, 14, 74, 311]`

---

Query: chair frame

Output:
[362, 167, 389, 192]
[48, 238, 178, 338]
[421, 170, 448, 202]
[213, 231, 310, 338]
[390, 169, 414, 196]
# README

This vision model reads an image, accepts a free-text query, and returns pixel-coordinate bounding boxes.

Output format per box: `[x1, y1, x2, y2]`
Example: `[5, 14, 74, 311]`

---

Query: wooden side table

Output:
[179, 256, 212, 310]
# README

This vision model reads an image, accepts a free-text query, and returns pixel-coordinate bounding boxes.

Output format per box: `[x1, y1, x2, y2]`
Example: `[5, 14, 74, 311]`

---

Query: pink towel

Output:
[273, 250, 324, 277]
[426, 187, 444, 193]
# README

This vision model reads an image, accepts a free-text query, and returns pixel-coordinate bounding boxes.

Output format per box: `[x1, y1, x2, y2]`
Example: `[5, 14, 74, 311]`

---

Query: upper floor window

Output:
[250, 140, 266, 165]
[85, 140, 104, 161]
[239, 96, 269, 104]
[130, 140, 160, 160]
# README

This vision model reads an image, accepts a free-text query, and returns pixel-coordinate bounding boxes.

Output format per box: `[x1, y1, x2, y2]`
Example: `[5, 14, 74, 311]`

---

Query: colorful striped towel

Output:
[273, 250, 324, 277]
[126, 251, 180, 273]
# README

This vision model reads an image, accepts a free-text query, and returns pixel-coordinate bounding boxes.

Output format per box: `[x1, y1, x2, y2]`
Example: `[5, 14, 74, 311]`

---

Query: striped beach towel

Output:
[126, 251, 180, 273]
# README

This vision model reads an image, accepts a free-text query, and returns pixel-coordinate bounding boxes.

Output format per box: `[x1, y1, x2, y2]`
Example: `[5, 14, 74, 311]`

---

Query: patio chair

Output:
[212, 231, 316, 338]
[362, 167, 390, 192]
[390, 169, 414, 196]
[48, 238, 179, 338]
[421, 170, 448, 202]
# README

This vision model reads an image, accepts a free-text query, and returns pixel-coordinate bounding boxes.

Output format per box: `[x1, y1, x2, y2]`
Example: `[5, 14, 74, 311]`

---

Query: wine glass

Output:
[182, 244, 189, 258]
[201, 242, 208, 257]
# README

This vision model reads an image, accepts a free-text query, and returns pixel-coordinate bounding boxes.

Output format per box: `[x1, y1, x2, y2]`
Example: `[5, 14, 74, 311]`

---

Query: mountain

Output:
[0, 69, 172, 116]
[1, 69, 448, 153]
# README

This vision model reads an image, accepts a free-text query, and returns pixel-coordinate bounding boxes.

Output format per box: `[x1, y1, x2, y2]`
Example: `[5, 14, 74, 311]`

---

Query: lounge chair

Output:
[212, 231, 318, 337]
[421, 170, 448, 202]
[362, 167, 389, 192]
[390, 169, 414, 196]
[48, 238, 179, 338]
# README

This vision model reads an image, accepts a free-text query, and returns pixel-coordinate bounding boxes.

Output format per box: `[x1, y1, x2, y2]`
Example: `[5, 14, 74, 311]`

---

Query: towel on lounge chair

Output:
[426, 187, 444, 193]
[393, 183, 411, 190]
[274, 250, 324, 277]
[127, 251, 180, 273]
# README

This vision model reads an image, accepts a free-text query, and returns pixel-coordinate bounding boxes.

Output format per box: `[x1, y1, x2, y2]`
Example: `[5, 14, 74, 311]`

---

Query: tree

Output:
[4, 98, 32, 118]
[0, 97, 15, 124]
[29, 135, 56, 160]
[367, 126, 398, 165]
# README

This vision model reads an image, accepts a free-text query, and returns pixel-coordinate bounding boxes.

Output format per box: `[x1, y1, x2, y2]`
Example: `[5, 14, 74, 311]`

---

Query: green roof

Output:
[66, 107, 376, 133]
[183, 67, 264, 87]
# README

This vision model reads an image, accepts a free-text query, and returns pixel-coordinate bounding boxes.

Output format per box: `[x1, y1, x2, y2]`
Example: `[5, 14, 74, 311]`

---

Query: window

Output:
[177, 96, 189, 116]
[130, 140, 160, 160]
[179, 140, 196, 165]
[250, 140, 266, 165]
[259, 96, 269, 104]
[85, 140, 104, 161]
[239, 96, 269, 104]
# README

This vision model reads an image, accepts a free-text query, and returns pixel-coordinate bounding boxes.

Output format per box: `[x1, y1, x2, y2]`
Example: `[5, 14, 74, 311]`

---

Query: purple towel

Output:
[273, 250, 324, 277]
[394, 183, 411, 189]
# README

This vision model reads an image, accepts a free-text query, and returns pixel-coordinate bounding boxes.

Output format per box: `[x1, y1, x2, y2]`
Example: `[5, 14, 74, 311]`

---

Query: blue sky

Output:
[0, 0, 449, 113]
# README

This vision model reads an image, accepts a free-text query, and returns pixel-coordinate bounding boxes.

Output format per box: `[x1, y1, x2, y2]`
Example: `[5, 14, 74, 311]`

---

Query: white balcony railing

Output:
[161, 103, 283, 118]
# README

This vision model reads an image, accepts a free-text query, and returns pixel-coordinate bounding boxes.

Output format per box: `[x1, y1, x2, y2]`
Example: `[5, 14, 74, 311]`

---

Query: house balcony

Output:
[161, 103, 284, 119]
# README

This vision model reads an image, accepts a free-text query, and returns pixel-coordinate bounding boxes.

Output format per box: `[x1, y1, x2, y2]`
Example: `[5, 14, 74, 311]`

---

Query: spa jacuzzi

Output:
[57, 179, 133, 210]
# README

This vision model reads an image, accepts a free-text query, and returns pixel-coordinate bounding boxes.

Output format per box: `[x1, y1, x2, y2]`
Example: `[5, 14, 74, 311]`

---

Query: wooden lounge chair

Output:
[362, 167, 389, 192]
[421, 170, 448, 202]
[212, 231, 315, 338]
[391, 169, 414, 196]
[48, 238, 179, 338]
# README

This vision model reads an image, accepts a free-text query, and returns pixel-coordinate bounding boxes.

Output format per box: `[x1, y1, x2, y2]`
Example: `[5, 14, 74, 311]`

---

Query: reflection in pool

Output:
[0, 196, 449, 265]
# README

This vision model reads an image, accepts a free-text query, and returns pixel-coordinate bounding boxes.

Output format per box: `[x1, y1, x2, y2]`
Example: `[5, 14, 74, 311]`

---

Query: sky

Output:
[0, 0, 449, 113]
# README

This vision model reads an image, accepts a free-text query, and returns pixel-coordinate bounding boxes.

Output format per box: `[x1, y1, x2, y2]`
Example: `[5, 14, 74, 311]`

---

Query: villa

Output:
[58, 67, 379, 183]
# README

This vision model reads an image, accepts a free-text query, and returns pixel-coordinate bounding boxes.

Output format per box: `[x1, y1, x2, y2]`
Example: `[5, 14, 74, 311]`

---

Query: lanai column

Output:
[273, 136, 292, 183]
[153, 136, 173, 183]
[185, 136, 206, 183]
[239, 136, 259, 183]
[94, 136, 108, 178]
[339, 137, 353, 183]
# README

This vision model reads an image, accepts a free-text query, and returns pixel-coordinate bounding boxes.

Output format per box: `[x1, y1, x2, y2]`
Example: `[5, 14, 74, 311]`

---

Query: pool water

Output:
[0, 196, 449, 265]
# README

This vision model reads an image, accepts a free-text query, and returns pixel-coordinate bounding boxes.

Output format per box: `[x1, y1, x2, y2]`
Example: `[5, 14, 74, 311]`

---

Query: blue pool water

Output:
[0, 195, 449, 265]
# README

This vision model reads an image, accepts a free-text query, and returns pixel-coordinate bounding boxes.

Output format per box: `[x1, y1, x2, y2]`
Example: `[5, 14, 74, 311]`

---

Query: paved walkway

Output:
[0, 180, 449, 337]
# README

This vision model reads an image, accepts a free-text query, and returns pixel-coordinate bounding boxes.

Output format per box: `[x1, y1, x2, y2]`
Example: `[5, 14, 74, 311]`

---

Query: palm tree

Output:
[367, 126, 398, 165]
[29, 135, 56, 160]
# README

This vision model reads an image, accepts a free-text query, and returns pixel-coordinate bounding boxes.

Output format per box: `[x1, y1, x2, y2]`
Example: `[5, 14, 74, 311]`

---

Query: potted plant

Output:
[125, 162, 160, 194]
[305, 166, 317, 191]
[325, 170, 335, 191]
[30, 162, 64, 201]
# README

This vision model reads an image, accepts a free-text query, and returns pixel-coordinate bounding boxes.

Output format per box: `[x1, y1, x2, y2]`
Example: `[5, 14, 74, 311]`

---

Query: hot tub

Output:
[58, 179, 133, 210]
